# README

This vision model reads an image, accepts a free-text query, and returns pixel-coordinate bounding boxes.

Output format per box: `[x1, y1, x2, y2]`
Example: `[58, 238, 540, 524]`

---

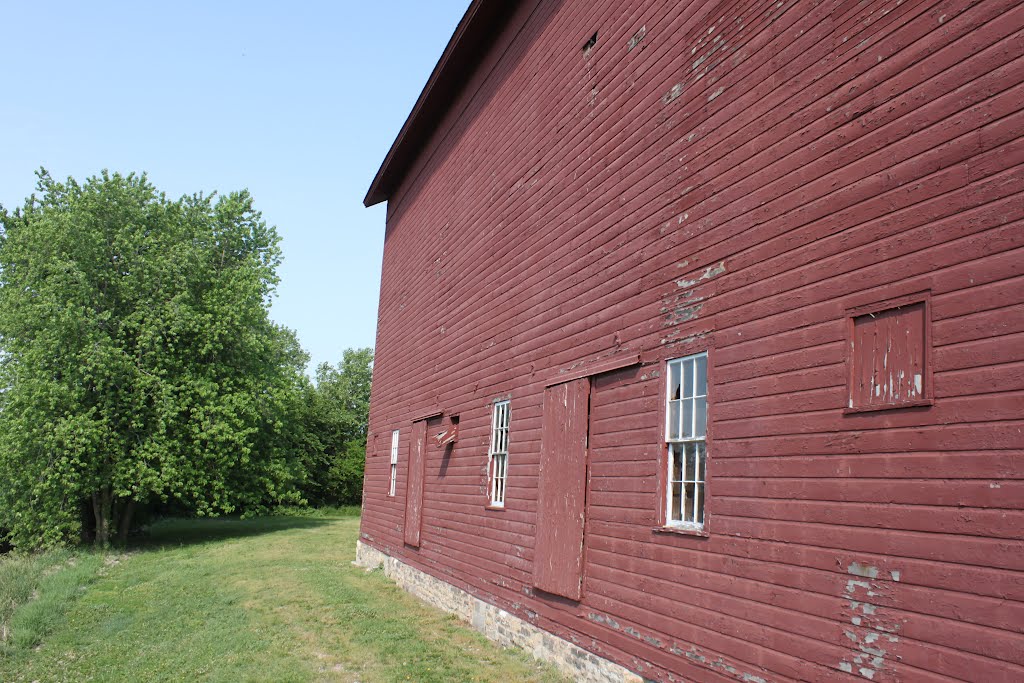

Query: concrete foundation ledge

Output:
[354, 540, 644, 683]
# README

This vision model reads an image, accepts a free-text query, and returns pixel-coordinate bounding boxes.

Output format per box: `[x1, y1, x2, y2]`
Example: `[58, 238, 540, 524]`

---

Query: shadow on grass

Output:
[130, 513, 345, 551]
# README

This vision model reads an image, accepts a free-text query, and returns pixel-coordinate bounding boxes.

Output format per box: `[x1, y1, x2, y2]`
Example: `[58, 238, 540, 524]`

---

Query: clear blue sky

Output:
[0, 1, 471, 373]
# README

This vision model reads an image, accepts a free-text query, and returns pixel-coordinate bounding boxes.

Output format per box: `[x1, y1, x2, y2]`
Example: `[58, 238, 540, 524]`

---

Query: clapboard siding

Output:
[359, 1, 1024, 680]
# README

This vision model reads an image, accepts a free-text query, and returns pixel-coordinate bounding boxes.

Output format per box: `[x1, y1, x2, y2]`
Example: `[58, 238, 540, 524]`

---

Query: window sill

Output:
[653, 524, 708, 538]
[484, 504, 506, 512]
[843, 398, 933, 414]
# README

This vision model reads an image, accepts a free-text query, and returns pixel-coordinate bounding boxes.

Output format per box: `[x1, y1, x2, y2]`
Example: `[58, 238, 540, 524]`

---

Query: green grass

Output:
[1, 549, 106, 653]
[271, 504, 363, 519]
[0, 512, 568, 682]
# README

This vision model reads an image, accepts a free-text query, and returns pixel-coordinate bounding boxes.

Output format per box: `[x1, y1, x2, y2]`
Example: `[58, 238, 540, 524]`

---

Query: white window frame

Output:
[488, 400, 510, 507]
[388, 429, 399, 497]
[665, 352, 708, 529]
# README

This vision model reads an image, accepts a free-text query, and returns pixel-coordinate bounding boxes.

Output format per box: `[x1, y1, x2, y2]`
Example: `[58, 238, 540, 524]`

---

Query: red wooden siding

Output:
[534, 378, 591, 600]
[360, 1, 1024, 681]
[404, 419, 428, 547]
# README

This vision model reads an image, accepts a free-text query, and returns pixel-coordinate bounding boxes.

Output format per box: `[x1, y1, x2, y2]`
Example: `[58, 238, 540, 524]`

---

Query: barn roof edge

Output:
[363, 0, 516, 208]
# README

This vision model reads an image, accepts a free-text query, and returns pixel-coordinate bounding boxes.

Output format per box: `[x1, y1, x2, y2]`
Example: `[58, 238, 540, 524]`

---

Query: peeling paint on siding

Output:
[839, 563, 902, 680]
[627, 26, 646, 52]
[675, 261, 726, 289]
[587, 612, 621, 630]
[660, 329, 709, 347]
[663, 83, 683, 104]
[662, 261, 727, 328]
[848, 562, 880, 579]
[589, 609, 770, 683]
[663, 299, 704, 327]
[675, 644, 772, 683]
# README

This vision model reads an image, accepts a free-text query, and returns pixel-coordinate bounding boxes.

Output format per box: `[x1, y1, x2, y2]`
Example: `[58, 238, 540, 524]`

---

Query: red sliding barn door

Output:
[533, 378, 591, 600]
[404, 419, 428, 547]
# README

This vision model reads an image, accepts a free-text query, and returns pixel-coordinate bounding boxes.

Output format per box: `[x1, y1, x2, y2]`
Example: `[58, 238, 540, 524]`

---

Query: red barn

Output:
[357, 1, 1024, 681]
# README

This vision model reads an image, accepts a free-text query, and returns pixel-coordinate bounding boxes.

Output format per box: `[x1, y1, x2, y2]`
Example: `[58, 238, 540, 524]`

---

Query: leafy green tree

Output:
[298, 348, 373, 506]
[0, 170, 305, 548]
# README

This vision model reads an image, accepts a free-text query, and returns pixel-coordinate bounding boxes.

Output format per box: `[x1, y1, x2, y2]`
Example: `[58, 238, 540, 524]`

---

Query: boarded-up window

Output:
[404, 419, 428, 547]
[533, 378, 590, 600]
[848, 299, 930, 411]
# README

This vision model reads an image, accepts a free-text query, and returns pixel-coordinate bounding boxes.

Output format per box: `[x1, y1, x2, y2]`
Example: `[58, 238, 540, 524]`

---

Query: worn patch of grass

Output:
[1, 549, 106, 656]
[0, 512, 568, 682]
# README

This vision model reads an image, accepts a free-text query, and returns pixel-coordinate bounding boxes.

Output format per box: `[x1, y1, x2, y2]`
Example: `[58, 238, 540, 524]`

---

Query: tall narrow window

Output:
[389, 429, 399, 496]
[666, 353, 708, 528]
[488, 400, 510, 507]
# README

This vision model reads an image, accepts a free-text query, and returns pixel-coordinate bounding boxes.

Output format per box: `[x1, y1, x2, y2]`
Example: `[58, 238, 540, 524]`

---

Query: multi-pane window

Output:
[666, 352, 708, 528]
[388, 429, 399, 496]
[488, 400, 510, 507]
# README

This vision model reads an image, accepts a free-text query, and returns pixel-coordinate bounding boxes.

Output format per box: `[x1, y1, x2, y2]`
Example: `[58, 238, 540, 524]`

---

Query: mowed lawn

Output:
[0, 511, 568, 683]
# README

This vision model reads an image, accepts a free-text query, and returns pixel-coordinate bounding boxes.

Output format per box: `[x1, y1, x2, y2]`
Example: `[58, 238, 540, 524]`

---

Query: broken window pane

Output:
[683, 481, 695, 523]
[669, 360, 681, 400]
[684, 443, 697, 482]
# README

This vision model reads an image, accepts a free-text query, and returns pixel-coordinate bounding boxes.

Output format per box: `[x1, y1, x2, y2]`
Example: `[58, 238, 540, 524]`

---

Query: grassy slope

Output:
[0, 512, 567, 683]
[1, 550, 106, 652]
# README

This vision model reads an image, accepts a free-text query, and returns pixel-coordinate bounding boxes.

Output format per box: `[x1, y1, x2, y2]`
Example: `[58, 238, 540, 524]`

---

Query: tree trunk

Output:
[117, 500, 136, 545]
[91, 492, 102, 540]
[93, 486, 113, 548]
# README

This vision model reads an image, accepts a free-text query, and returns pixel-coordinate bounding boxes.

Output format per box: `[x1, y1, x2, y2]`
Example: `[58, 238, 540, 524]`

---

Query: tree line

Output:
[0, 170, 370, 549]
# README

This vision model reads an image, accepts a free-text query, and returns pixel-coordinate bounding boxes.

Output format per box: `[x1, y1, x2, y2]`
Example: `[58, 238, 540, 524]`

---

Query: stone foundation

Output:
[355, 540, 643, 683]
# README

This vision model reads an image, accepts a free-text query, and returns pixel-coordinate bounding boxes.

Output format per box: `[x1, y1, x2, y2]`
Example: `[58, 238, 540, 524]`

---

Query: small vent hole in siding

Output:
[582, 32, 598, 56]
